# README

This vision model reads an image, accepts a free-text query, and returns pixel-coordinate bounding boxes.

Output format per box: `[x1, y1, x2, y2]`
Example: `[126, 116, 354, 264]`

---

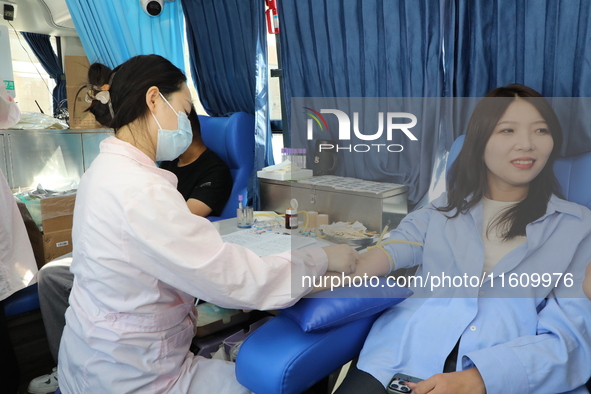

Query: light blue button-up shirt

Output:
[358, 193, 591, 393]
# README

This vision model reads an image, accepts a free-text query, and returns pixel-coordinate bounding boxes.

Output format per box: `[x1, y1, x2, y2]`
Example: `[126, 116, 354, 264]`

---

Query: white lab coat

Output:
[0, 171, 37, 302]
[58, 137, 328, 394]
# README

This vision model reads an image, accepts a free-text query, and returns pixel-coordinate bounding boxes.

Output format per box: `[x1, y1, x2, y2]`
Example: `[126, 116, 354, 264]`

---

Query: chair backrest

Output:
[446, 134, 591, 209]
[199, 112, 255, 220]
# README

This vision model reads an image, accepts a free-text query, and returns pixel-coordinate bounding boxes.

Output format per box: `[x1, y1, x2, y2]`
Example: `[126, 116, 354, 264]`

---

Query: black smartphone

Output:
[386, 373, 423, 394]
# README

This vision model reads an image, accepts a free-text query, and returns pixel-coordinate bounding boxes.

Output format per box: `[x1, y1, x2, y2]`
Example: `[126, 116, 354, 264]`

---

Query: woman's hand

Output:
[322, 244, 359, 274]
[406, 368, 486, 394]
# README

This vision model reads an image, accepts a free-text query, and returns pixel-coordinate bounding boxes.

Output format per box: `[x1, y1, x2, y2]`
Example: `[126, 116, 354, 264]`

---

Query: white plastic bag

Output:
[0, 82, 20, 129]
[8, 111, 69, 130]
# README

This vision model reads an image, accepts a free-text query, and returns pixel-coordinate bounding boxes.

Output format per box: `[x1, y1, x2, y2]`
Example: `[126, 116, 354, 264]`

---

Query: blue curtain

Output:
[64, 0, 185, 71]
[182, 0, 273, 209]
[279, 0, 591, 206]
[451, 0, 591, 157]
[21, 32, 67, 118]
[278, 0, 446, 206]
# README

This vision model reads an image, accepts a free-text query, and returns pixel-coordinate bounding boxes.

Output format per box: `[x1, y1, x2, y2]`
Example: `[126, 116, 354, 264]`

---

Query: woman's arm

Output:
[308, 247, 394, 294]
[354, 248, 393, 277]
[308, 204, 436, 294]
[465, 294, 591, 393]
[463, 230, 591, 393]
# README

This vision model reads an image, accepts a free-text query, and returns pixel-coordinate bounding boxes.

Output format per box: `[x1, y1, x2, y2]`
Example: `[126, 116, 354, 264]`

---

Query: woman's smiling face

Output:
[483, 99, 554, 201]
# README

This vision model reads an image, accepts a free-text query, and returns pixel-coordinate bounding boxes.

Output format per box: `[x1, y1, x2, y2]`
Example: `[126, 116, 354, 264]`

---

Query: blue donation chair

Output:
[235, 134, 591, 394]
[235, 279, 413, 394]
[199, 113, 255, 221]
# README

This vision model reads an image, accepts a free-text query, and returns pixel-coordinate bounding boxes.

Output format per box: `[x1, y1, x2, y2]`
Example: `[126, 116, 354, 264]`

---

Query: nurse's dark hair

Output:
[85, 54, 186, 129]
[188, 106, 201, 139]
[439, 84, 563, 240]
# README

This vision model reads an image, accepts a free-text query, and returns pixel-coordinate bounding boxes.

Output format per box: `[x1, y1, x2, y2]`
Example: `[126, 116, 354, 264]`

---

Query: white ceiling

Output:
[4, 0, 77, 36]
[42, 0, 74, 29]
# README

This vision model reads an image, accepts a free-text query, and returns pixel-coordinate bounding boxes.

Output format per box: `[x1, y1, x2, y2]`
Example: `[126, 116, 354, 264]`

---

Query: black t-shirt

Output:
[159, 148, 233, 216]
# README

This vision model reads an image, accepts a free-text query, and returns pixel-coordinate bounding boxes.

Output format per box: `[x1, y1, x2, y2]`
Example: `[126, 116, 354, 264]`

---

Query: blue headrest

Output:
[199, 113, 255, 170]
[446, 135, 591, 209]
[553, 153, 591, 208]
[199, 113, 255, 219]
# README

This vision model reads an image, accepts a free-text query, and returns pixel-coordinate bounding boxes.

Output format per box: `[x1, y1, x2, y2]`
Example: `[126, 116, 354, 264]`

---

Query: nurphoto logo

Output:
[304, 107, 418, 153]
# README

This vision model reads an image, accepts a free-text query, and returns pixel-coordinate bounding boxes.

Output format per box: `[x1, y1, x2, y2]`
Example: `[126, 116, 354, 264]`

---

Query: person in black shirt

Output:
[159, 107, 232, 217]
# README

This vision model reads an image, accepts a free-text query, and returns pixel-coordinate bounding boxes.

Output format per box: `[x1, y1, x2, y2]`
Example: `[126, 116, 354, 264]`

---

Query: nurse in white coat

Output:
[0, 83, 36, 303]
[59, 55, 357, 394]
[0, 168, 37, 310]
[57, 54, 358, 394]
[1, 170, 38, 393]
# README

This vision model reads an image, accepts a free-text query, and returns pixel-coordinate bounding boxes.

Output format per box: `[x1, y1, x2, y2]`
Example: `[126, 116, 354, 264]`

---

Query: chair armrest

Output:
[236, 279, 412, 393]
[235, 313, 379, 394]
[3, 283, 39, 318]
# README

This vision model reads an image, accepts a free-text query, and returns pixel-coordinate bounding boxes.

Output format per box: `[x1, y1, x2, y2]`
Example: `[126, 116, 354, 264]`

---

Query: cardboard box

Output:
[195, 302, 251, 338]
[65, 56, 104, 130]
[40, 229, 73, 264]
[17, 195, 75, 269]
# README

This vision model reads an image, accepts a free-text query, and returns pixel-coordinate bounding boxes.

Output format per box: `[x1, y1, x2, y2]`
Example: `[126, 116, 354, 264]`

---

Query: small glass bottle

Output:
[285, 208, 298, 229]
[237, 194, 253, 228]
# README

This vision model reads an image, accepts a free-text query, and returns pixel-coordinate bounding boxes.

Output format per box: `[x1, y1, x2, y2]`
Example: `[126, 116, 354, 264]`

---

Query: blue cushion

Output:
[236, 313, 379, 394]
[3, 283, 39, 318]
[281, 277, 412, 332]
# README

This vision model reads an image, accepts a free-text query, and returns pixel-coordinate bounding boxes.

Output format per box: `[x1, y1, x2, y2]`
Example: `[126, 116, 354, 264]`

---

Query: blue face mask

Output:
[150, 92, 192, 161]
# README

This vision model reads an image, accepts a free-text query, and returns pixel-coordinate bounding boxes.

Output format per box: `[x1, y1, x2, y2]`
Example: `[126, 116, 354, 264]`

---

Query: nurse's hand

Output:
[322, 244, 359, 274]
[406, 368, 486, 394]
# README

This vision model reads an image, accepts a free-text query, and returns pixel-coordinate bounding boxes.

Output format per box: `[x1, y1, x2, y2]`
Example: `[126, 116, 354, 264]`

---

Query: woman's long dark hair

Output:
[85, 54, 186, 130]
[438, 84, 563, 240]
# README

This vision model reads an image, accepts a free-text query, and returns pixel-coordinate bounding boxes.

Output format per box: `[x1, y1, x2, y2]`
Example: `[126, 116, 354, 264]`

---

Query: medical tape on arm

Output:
[367, 225, 423, 272]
